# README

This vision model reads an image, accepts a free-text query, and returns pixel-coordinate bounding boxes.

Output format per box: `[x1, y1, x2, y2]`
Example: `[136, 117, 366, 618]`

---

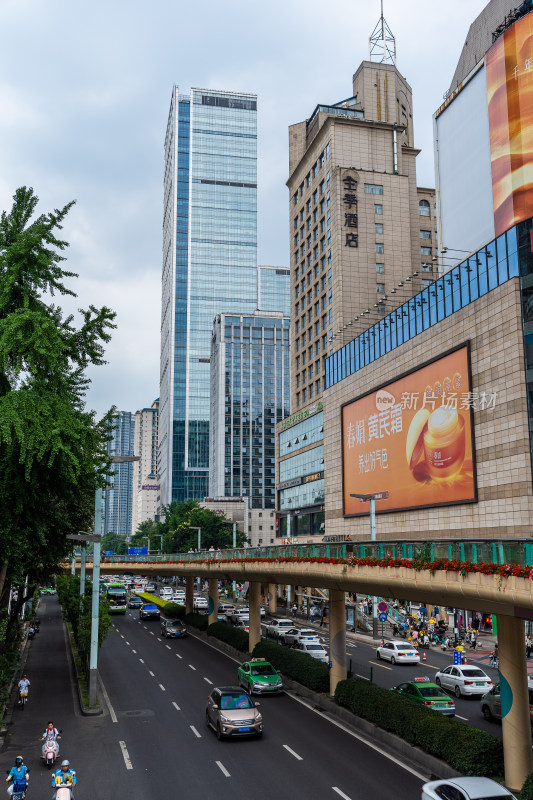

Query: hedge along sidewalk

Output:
[184, 624, 464, 782]
[64, 620, 101, 716]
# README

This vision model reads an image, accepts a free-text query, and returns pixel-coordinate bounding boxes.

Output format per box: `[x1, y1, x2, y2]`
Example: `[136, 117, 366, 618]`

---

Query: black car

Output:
[161, 618, 187, 638]
[140, 603, 160, 620]
[128, 596, 142, 609]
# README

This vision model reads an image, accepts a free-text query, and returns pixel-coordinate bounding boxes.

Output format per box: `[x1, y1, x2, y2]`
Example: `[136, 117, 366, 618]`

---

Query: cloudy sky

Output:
[0, 0, 488, 418]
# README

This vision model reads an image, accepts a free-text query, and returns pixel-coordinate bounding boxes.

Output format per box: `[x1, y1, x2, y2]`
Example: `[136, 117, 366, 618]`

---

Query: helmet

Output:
[61, 760, 70, 767]
[15, 756, 23, 766]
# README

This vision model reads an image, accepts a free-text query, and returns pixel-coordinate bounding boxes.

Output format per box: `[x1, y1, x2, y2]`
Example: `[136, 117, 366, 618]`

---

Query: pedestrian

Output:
[291, 603, 297, 618]
[471, 630, 477, 650]
[526, 634, 532, 659]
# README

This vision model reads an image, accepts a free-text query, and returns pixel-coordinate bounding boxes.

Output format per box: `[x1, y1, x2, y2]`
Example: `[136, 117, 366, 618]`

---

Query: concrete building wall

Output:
[131, 400, 159, 534]
[323, 277, 533, 540]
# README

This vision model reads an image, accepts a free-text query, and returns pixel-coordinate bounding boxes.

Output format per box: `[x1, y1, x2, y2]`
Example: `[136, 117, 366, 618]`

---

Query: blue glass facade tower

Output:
[159, 87, 258, 506]
[258, 266, 290, 317]
[103, 410, 135, 536]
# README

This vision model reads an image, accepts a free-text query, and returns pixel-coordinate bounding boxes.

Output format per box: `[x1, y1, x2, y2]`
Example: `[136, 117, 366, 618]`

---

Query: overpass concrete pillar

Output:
[498, 614, 533, 791]
[268, 583, 277, 614]
[185, 576, 194, 615]
[208, 578, 218, 626]
[329, 589, 347, 697]
[297, 587, 303, 611]
[248, 581, 261, 654]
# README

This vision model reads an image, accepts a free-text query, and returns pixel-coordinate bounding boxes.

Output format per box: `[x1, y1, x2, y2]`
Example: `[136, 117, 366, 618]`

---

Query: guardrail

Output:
[98, 538, 533, 567]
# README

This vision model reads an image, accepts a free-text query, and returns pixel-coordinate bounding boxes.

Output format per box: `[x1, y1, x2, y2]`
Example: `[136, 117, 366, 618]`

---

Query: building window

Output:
[313, 164, 318, 178]
[320, 152, 325, 167]
[420, 230, 431, 239]
[419, 199, 430, 216]
[329, 309, 332, 324]
[328, 289, 332, 304]
[293, 192, 298, 205]
[320, 180, 325, 194]
[374, 204, 383, 215]
[364, 183, 384, 195]
[421, 246, 432, 256]
[303, 388, 307, 402]
[309, 384, 314, 398]
[376, 303, 386, 314]
[326, 143, 330, 159]
[328, 268, 332, 283]
[376, 263, 385, 273]
[295, 320, 300, 333]
[421, 263, 432, 273]
[375, 223, 383, 234]
[306, 173, 311, 187]
[296, 355, 300, 369]
[422, 278, 433, 287]
[326, 171, 330, 186]
[376, 283, 385, 294]
[313, 190, 318, 205]
[375, 243, 384, 254]
[296, 392, 301, 406]
[296, 374, 300, 388]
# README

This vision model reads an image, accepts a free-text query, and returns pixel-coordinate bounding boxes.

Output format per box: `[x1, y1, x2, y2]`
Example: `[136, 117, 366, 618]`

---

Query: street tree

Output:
[0, 187, 116, 642]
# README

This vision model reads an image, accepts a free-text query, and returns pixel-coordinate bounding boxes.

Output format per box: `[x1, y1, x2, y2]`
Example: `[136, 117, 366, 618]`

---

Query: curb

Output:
[63, 622, 102, 716]
[186, 626, 460, 781]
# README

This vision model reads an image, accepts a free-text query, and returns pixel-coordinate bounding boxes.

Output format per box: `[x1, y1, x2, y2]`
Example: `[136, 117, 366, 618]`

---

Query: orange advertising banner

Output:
[486, 12, 533, 237]
[342, 346, 476, 516]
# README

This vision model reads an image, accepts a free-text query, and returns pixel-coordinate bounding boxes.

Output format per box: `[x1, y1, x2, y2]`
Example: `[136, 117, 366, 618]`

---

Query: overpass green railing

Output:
[99, 538, 533, 568]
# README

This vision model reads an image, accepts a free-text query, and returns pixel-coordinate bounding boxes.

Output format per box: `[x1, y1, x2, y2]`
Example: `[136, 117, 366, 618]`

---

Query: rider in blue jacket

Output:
[6, 756, 29, 796]
[51, 760, 76, 798]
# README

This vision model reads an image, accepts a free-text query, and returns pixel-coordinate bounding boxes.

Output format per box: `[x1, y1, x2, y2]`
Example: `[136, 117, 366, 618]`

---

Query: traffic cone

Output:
[422, 651, 426, 661]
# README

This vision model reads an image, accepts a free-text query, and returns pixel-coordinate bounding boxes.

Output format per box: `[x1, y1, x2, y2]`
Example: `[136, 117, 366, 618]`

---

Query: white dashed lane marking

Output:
[216, 761, 230, 777]
[172, 702, 180, 711]
[283, 745, 303, 761]
[204, 677, 213, 685]
[190, 726, 201, 738]
[332, 788, 351, 800]
[189, 665, 196, 671]
[119, 741, 133, 770]
[149, 671, 155, 677]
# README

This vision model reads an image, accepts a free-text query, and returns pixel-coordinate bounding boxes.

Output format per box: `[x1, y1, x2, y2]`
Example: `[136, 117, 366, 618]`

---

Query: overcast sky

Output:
[0, 0, 489, 418]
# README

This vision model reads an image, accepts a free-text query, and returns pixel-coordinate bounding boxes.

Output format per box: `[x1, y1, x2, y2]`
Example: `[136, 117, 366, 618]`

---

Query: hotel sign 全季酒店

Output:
[342, 345, 477, 516]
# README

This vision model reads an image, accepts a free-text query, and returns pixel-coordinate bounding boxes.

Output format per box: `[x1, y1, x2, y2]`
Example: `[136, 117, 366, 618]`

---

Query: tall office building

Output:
[131, 399, 159, 535]
[159, 87, 258, 506]
[287, 56, 437, 411]
[209, 311, 290, 510]
[258, 265, 290, 317]
[103, 411, 135, 536]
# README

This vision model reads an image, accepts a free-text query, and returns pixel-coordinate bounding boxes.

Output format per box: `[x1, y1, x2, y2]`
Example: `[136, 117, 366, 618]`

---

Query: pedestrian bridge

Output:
[76, 538, 533, 789]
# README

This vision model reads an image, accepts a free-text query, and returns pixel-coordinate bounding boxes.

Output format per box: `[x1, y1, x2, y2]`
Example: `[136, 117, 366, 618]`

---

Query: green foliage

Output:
[184, 612, 209, 631]
[100, 532, 127, 555]
[0, 187, 116, 614]
[520, 772, 533, 799]
[207, 622, 249, 652]
[163, 602, 185, 620]
[131, 500, 247, 553]
[56, 574, 111, 673]
[251, 640, 330, 693]
[334, 678, 504, 777]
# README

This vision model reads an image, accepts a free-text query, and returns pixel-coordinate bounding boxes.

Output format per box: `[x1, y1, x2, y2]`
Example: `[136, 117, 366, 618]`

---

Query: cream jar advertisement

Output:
[342, 345, 476, 516]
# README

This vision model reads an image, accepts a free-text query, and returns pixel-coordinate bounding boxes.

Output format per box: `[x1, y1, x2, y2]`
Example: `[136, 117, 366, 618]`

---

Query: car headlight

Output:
[220, 714, 230, 723]
[255, 713, 263, 722]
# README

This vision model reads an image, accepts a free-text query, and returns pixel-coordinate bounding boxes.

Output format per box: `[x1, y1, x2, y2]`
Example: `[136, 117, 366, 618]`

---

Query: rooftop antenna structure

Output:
[369, 0, 396, 65]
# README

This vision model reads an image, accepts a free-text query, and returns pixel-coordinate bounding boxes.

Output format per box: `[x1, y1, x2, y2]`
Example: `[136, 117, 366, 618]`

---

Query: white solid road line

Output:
[216, 761, 231, 777]
[149, 670, 155, 677]
[159, 684, 166, 691]
[190, 725, 201, 738]
[204, 677, 213, 685]
[456, 715, 469, 721]
[172, 702, 181, 711]
[332, 787, 352, 800]
[189, 664, 196, 670]
[283, 745, 303, 761]
[119, 741, 133, 770]
[287, 692, 427, 782]
[99, 676, 118, 723]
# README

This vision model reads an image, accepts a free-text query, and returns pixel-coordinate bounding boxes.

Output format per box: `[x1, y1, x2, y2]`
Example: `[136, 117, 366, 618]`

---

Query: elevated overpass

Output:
[75, 538, 533, 789]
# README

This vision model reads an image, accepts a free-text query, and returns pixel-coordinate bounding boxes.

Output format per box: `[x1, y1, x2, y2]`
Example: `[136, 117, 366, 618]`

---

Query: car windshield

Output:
[461, 668, 487, 678]
[220, 694, 254, 710]
[251, 665, 276, 676]
[419, 687, 446, 698]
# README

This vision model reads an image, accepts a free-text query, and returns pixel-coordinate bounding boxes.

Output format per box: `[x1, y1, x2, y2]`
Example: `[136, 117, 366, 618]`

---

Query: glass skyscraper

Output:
[258, 266, 290, 317]
[159, 87, 258, 505]
[210, 311, 290, 508]
[103, 410, 135, 536]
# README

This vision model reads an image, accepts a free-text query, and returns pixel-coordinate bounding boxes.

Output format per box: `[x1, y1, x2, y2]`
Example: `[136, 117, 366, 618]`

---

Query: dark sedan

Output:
[140, 603, 160, 620]
[161, 618, 187, 638]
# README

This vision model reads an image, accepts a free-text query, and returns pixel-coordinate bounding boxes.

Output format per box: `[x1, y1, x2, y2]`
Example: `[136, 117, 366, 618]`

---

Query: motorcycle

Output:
[27, 627, 35, 639]
[42, 736, 60, 769]
[55, 784, 73, 800]
[5, 773, 27, 800]
[18, 689, 28, 709]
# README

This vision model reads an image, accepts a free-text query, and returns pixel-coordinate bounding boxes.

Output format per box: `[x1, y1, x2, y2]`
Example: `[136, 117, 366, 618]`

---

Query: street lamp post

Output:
[350, 491, 388, 638]
[189, 526, 201, 551]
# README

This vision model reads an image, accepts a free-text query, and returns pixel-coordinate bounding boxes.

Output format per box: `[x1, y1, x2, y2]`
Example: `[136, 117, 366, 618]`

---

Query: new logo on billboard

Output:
[342, 345, 477, 516]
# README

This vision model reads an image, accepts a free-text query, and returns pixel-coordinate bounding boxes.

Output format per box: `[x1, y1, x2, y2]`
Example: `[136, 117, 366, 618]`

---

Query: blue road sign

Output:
[453, 650, 462, 665]
[378, 612, 388, 622]
[128, 546, 148, 556]
[103, 551, 113, 555]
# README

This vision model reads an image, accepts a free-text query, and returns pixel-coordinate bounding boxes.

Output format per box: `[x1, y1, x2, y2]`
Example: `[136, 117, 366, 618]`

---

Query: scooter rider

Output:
[6, 755, 29, 797]
[42, 721, 60, 756]
[52, 760, 76, 799]
[17, 676, 30, 701]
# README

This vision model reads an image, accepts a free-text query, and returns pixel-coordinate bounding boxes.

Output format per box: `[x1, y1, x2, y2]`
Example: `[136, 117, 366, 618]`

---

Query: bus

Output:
[103, 582, 127, 613]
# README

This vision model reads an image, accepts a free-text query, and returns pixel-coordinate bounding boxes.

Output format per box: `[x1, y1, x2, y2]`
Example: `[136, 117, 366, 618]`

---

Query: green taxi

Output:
[391, 677, 456, 715]
[237, 658, 284, 695]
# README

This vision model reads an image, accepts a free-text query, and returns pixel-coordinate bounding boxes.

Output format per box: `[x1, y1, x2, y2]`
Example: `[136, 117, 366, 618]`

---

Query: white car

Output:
[160, 587, 173, 599]
[435, 665, 493, 698]
[279, 627, 320, 646]
[421, 777, 516, 799]
[194, 597, 209, 610]
[292, 640, 329, 663]
[376, 640, 420, 665]
[264, 618, 295, 638]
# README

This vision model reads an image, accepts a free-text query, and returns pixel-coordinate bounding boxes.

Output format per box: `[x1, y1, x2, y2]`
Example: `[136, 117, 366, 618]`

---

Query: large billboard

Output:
[342, 345, 477, 517]
[486, 12, 533, 237]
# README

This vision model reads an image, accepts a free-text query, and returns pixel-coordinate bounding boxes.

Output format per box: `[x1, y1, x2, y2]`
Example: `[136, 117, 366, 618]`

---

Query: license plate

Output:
[476, 682, 486, 686]
[238, 726, 251, 732]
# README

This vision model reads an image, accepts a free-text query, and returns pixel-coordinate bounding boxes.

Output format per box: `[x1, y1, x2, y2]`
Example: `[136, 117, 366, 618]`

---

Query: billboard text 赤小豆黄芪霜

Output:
[486, 11, 533, 237]
[342, 345, 476, 517]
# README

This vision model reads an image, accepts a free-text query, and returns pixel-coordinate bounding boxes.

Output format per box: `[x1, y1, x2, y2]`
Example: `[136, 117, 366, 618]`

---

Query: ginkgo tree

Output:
[0, 187, 116, 637]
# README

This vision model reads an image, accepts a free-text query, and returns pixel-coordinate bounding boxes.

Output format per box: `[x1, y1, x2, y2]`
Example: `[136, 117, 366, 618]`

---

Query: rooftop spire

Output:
[369, 0, 396, 65]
